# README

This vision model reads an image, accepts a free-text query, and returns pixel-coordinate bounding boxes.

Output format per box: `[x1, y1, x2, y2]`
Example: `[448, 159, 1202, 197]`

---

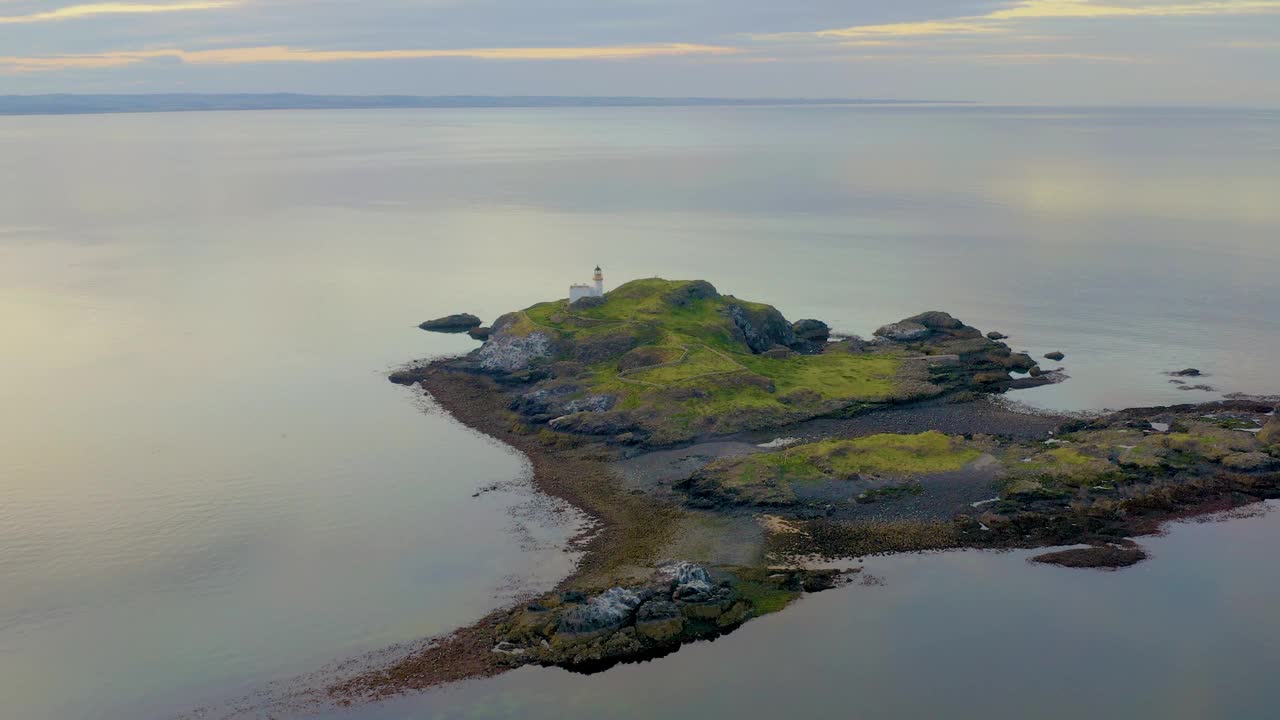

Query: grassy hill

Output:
[460, 278, 1034, 445]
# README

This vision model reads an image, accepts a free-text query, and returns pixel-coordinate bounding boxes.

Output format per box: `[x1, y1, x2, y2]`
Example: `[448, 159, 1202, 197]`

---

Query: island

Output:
[345, 277, 1279, 703]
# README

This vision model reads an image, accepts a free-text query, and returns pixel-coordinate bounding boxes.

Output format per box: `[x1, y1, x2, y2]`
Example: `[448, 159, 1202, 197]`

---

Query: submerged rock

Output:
[1170, 368, 1203, 377]
[1031, 545, 1147, 569]
[420, 313, 482, 332]
[1044, 351, 1065, 361]
[987, 331, 1009, 340]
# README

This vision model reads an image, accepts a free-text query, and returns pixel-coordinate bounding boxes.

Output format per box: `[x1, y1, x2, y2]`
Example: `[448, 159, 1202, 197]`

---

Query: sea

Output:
[1, 105, 1277, 719]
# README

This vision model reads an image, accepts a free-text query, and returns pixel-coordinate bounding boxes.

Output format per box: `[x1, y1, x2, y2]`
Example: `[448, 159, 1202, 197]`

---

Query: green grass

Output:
[803, 431, 980, 477]
[738, 352, 902, 400]
[731, 579, 800, 615]
[716, 431, 981, 495]
[625, 345, 742, 385]
[515, 278, 930, 443]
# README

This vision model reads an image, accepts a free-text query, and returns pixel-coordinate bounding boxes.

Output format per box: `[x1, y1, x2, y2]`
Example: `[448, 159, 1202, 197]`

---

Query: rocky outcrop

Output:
[512, 386, 616, 419]
[492, 564, 846, 670]
[874, 321, 931, 342]
[874, 311, 982, 343]
[467, 326, 491, 341]
[571, 295, 607, 309]
[472, 313, 553, 373]
[791, 319, 831, 353]
[663, 280, 720, 307]
[1044, 351, 1065, 362]
[987, 331, 1009, 340]
[726, 303, 798, 354]
[420, 313, 482, 332]
[557, 588, 643, 635]
[634, 600, 684, 642]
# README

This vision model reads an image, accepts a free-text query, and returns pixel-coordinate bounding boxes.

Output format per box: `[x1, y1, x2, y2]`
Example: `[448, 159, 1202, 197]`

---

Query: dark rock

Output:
[419, 313, 482, 332]
[1028, 366, 1044, 378]
[571, 295, 606, 309]
[467, 326, 492, 341]
[1044, 351, 1065, 362]
[726, 303, 798, 354]
[548, 410, 636, 436]
[1170, 368, 1202, 377]
[1030, 545, 1147, 569]
[663, 280, 720, 307]
[1007, 353, 1037, 372]
[388, 368, 427, 385]
[987, 331, 1009, 340]
[875, 311, 982, 342]
[907, 311, 964, 330]
[790, 319, 831, 352]
[634, 601, 685, 642]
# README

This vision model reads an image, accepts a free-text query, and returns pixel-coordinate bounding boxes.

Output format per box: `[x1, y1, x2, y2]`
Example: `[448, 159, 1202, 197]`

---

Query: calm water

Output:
[1, 106, 1277, 720]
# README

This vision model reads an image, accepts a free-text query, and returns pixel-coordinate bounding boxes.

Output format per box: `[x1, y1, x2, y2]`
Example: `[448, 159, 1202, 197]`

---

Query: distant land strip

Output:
[0, 94, 972, 116]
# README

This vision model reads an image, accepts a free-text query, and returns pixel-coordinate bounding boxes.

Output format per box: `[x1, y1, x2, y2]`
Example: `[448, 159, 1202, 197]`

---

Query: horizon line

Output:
[0, 93, 970, 116]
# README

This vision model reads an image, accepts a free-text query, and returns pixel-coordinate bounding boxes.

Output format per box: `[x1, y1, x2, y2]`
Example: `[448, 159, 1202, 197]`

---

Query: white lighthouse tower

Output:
[569, 265, 605, 304]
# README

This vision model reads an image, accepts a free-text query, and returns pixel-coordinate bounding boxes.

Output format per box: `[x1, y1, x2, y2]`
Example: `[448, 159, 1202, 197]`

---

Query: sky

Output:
[1, 0, 1278, 104]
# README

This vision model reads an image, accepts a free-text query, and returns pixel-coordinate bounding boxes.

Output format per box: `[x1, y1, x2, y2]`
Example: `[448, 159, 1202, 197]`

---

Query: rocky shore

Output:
[331, 278, 1278, 708]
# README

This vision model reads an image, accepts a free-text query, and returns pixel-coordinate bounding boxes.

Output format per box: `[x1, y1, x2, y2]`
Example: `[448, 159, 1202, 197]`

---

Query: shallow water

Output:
[338, 503, 1280, 720]
[1, 105, 1277, 719]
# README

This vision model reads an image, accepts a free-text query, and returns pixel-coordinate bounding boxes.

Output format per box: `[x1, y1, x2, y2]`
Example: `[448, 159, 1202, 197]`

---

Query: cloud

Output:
[0, 43, 741, 72]
[0, 1, 241, 24]
[782, 0, 1280, 39]
[989, 0, 1280, 19]
[814, 20, 1005, 39]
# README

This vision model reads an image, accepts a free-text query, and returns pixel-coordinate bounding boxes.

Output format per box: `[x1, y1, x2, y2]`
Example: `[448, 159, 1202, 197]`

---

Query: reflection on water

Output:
[361, 504, 1279, 720]
[0, 106, 1277, 719]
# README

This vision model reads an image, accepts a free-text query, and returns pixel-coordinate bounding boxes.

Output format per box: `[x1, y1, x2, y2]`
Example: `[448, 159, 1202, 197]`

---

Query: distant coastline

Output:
[0, 93, 971, 117]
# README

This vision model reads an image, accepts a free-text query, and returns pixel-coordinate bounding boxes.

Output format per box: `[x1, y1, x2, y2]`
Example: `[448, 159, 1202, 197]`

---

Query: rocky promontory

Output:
[419, 313, 482, 332]
[356, 277, 1278, 704]
[397, 279, 1059, 447]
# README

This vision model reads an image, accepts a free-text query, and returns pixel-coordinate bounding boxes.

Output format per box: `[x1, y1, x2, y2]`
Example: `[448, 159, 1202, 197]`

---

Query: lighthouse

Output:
[569, 265, 606, 304]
